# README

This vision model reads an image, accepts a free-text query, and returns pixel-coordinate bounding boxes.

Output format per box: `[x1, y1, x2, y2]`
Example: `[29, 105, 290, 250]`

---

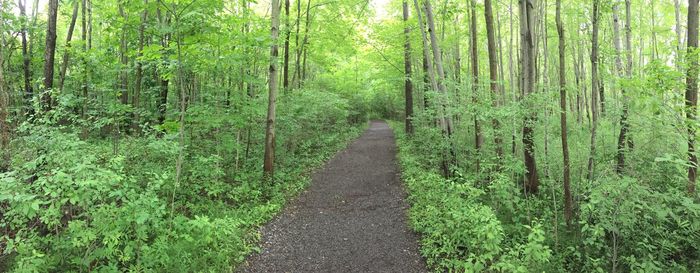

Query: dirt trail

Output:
[238, 121, 427, 273]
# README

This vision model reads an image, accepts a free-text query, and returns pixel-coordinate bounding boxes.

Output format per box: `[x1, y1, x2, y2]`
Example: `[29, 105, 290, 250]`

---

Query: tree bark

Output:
[587, 0, 600, 181]
[81, 0, 88, 116]
[686, 0, 699, 194]
[556, 0, 573, 227]
[414, 1, 438, 114]
[58, 0, 79, 90]
[118, 5, 129, 105]
[677, 0, 684, 67]
[42, 0, 59, 112]
[615, 0, 633, 174]
[424, 3, 454, 132]
[283, 0, 291, 90]
[0, 17, 9, 172]
[133, 0, 149, 127]
[19, 0, 33, 116]
[484, 0, 504, 160]
[295, 0, 312, 89]
[469, 0, 483, 166]
[264, 0, 281, 178]
[403, 1, 414, 135]
[521, 0, 539, 194]
[157, 8, 170, 125]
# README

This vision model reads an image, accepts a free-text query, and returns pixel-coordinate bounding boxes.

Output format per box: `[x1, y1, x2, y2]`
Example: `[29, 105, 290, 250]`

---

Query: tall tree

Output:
[587, 0, 600, 181]
[676, 0, 684, 66]
[521, 0, 539, 193]
[424, 0, 455, 176]
[415, 1, 437, 114]
[19, 0, 32, 115]
[686, 0, 699, 194]
[42, 0, 59, 111]
[283, 0, 291, 90]
[556, 0, 573, 226]
[403, 0, 414, 135]
[484, 0, 504, 160]
[157, 7, 170, 125]
[133, 0, 149, 127]
[118, 4, 129, 105]
[82, 0, 88, 116]
[469, 0, 483, 166]
[264, 0, 281, 177]
[58, 0, 79, 90]
[615, 0, 633, 174]
[0, 15, 9, 172]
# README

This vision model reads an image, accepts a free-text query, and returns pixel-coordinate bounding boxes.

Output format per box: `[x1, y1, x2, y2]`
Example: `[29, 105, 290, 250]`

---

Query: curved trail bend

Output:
[239, 121, 427, 273]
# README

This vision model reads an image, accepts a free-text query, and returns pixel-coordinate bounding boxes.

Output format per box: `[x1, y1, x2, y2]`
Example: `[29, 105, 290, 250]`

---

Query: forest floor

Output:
[238, 121, 427, 273]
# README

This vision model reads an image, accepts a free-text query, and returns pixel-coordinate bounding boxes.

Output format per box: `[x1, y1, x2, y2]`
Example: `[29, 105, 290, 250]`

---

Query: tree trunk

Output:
[19, 0, 33, 116]
[0, 17, 9, 172]
[615, 0, 632, 174]
[157, 8, 170, 125]
[81, 0, 88, 117]
[264, 0, 281, 178]
[283, 0, 291, 90]
[469, 0, 483, 166]
[587, 0, 600, 181]
[424, 3, 454, 132]
[414, 1, 438, 114]
[133, 0, 149, 128]
[484, 0, 504, 160]
[118, 5, 129, 105]
[403, 1, 414, 135]
[521, 0, 539, 194]
[686, 0, 699, 194]
[58, 0, 79, 90]
[42, 0, 59, 112]
[677, 0, 684, 67]
[295, 0, 312, 89]
[556, 0, 573, 227]
[651, 0, 658, 60]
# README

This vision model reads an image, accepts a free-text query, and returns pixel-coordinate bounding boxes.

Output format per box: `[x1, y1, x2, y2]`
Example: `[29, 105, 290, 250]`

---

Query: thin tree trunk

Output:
[521, 0, 539, 194]
[283, 0, 290, 90]
[651, 0, 658, 60]
[484, 0, 504, 160]
[0, 17, 9, 172]
[292, 0, 302, 88]
[19, 0, 33, 116]
[403, 1, 414, 135]
[424, 1, 454, 135]
[677, 0, 684, 67]
[414, 1, 438, 114]
[133, 0, 149, 126]
[81, 0, 88, 117]
[686, 0, 699, 194]
[118, 5, 129, 105]
[42, 0, 59, 112]
[615, 0, 633, 174]
[296, 0, 312, 89]
[264, 0, 281, 178]
[469, 0, 483, 167]
[58, 0, 79, 90]
[556, 0, 573, 227]
[157, 8, 170, 125]
[587, 0, 600, 181]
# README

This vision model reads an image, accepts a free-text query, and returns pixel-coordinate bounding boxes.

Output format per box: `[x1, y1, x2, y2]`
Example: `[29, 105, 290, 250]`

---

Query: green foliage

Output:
[392, 123, 552, 273]
[580, 177, 700, 272]
[0, 93, 363, 272]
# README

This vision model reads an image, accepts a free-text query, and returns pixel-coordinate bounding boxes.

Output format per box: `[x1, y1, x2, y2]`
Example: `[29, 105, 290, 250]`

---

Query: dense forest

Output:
[0, 0, 699, 272]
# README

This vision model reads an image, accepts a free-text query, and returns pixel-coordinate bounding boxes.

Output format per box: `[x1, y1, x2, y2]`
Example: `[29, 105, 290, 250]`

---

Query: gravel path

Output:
[238, 121, 427, 273]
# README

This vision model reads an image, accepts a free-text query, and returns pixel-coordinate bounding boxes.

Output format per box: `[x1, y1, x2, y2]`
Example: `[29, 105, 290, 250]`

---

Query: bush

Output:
[392, 122, 551, 272]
